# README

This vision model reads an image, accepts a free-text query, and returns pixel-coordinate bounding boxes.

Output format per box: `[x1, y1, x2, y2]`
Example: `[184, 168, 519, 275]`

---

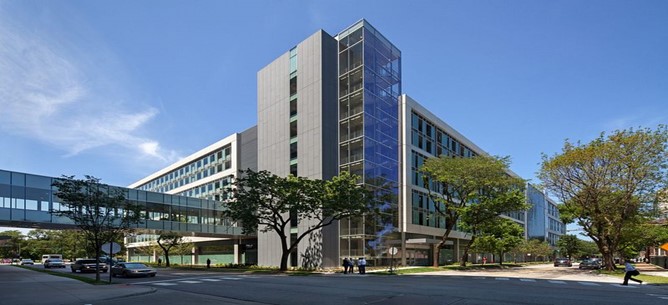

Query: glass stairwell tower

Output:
[336, 20, 401, 266]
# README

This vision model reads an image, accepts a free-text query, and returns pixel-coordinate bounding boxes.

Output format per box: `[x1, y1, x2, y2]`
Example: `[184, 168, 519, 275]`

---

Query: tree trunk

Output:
[498, 252, 504, 266]
[164, 250, 170, 267]
[433, 245, 440, 267]
[460, 236, 475, 267]
[279, 250, 289, 272]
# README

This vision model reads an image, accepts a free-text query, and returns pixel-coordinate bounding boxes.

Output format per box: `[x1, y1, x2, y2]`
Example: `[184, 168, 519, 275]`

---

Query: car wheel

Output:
[150, 274, 156, 277]
[71, 268, 76, 273]
[123, 271, 131, 278]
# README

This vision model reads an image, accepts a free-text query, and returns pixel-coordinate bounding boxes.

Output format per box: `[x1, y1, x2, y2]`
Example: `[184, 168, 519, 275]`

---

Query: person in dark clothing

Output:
[342, 257, 351, 274]
[158, 258, 162, 266]
[206, 258, 211, 269]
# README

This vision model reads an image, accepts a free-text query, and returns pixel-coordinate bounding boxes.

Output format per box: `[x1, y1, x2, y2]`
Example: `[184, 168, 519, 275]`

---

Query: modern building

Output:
[126, 127, 258, 264]
[526, 183, 565, 246]
[131, 19, 563, 268]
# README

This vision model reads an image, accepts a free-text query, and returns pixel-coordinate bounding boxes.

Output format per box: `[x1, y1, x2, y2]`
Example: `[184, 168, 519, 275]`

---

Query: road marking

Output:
[613, 284, 638, 288]
[217, 277, 242, 280]
[577, 282, 599, 286]
[519, 279, 535, 282]
[200, 278, 222, 282]
[495, 278, 509, 281]
[647, 294, 668, 297]
[152, 282, 177, 286]
[548, 280, 566, 284]
[180, 280, 203, 284]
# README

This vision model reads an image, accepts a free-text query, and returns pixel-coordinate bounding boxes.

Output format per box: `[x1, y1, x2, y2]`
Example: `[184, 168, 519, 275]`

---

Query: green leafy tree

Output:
[470, 218, 524, 265]
[557, 235, 582, 259]
[226, 170, 379, 271]
[156, 231, 184, 267]
[0, 230, 24, 259]
[539, 126, 668, 270]
[421, 155, 528, 266]
[512, 239, 553, 262]
[52, 175, 143, 281]
[619, 219, 668, 261]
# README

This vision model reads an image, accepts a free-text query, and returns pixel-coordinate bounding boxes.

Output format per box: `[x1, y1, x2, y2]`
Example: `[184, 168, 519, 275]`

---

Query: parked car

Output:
[70, 259, 108, 273]
[20, 259, 34, 265]
[578, 259, 601, 270]
[554, 258, 572, 267]
[111, 262, 157, 278]
[44, 258, 66, 269]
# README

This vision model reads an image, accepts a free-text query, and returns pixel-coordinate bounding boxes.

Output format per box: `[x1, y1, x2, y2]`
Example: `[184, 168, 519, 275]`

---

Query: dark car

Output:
[554, 258, 572, 267]
[44, 258, 66, 268]
[579, 259, 602, 270]
[71, 259, 108, 273]
[111, 262, 157, 278]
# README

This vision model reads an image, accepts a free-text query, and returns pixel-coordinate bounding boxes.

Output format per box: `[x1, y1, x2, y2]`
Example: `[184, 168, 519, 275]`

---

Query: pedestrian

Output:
[206, 258, 211, 269]
[342, 257, 350, 274]
[350, 258, 356, 274]
[158, 258, 162, 266]
[622, 259, 642, 285]
[482, 257, 487, 265]
[358, 257, 366, 274]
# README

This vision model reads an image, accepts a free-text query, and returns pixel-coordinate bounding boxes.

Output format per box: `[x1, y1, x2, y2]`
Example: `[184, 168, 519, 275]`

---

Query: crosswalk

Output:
[133, 275, 247, 286]
[411, 275, 646, 288]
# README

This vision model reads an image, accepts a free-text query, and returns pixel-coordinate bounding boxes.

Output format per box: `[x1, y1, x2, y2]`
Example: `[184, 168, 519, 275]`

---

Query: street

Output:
[5, 263, 668, 305]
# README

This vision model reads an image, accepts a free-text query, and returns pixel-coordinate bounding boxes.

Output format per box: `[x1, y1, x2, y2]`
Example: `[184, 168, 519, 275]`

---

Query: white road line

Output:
[217, 277, 242, 280]
[660, 297, 668, 300]
[548, 280, 566, 284]
[200, 278, 222, 282]
[179, 280, 203, 284]
[577, 282, 599, 286]
[647, 294, 668, 297]
[152, 282, 177, 286]
[613, 284, 638, 288]
[519, 279, 535, 282]
[495, 278, 509, 281]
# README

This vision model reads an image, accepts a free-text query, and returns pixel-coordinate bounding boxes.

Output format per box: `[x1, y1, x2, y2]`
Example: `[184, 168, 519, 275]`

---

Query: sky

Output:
[1, 1, 667, 234]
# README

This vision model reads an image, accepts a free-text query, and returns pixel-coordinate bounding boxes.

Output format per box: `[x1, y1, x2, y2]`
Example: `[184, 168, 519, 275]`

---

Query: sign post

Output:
[101, 242, 121, 283]
[389, 247, 398, 274]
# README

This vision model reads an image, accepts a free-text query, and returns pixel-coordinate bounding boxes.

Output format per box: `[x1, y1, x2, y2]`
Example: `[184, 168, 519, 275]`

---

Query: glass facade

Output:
[526, 183, 564, 246]
[136, 144, 233, 199]
[0, 169, 239, 235]
[337, 20, 401, 264]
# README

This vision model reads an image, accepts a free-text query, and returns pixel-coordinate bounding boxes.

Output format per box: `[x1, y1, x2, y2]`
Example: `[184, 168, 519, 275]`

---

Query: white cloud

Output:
[0, 5, 180, 165]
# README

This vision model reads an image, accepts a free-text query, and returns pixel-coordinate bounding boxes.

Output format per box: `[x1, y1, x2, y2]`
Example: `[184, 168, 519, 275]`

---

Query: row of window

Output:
[412, 112, 476, 158]
[138, 145, 232, 193]
[289, 47, 298, 177]
[176, 175, 234, 201]
[411, 190, 450, 229]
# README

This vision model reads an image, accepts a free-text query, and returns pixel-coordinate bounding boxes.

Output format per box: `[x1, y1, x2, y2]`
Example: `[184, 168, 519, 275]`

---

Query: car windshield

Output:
[49, 259, 63, 263]
[123, 263, 148, 269]
[79, 260, 98, 264]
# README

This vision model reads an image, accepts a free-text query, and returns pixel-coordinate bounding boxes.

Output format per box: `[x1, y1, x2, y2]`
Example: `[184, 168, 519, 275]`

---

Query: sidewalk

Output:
[0, 265, 155, 305]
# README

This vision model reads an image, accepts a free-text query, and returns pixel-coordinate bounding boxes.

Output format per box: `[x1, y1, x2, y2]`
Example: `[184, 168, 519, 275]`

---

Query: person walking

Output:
[158, 258, 162, 266]
[342, 257, 350, 274]
[622, 259, 642, 285]
[350, 258, 356, 274]
[358, 257, 367, 274]
[206, 258, 211, 269]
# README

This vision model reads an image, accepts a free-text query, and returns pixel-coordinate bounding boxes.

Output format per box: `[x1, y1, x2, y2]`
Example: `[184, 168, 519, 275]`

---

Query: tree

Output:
[421, 155, 528, 266]
[539, 126, 668, 270]
[470, 218, 524, 265]
[226, 170, 379, 271]
[619, 219, 668, 261]
[557, 235, 582, 259]
[52, 175, 143, 281]
[156, 231, 185, 267]
[512, 239, 553, 262]
[0, 230, 24, 259]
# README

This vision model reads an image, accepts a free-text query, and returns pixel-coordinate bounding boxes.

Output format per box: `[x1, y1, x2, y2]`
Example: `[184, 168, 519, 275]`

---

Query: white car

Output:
[44, 259, 66, 268]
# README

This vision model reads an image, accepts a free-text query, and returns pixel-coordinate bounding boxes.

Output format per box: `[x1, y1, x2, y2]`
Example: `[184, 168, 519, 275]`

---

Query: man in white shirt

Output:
[622, 260, 642, 285]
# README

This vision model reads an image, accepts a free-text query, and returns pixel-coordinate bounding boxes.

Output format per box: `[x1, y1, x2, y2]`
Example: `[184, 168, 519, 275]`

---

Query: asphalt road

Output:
[17, 263, 668, 305]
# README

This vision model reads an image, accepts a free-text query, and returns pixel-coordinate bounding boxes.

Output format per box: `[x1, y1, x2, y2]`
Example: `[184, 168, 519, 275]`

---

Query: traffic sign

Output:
[389, 247, 398, 255]
[660, 242, 668, 252]
[100, 242, 121, 254]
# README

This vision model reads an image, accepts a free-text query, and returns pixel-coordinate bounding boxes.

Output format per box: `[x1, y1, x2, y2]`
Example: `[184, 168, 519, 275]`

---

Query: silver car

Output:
[111, 262, 157, 278]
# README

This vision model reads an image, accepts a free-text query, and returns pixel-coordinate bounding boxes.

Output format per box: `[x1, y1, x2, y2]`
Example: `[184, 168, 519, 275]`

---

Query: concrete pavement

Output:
[0, 265, 155, 305]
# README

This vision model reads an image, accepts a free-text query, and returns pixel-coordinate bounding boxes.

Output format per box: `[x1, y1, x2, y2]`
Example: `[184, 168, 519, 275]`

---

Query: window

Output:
[290, 76, 297, 96]
[290, 121, 297, 138]
[290, 98, 297, 117]
[290, 142, 298, 160]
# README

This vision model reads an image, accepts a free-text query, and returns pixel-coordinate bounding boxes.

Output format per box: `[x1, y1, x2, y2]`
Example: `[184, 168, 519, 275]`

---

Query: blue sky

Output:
[1, 1, 666, 192]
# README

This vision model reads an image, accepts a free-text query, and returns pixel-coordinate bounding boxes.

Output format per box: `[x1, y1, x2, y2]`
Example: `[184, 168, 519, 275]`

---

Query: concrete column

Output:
[234, 242, 240, 264]
[192, 247, 197, 265]
[400, 232, 406, 266]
